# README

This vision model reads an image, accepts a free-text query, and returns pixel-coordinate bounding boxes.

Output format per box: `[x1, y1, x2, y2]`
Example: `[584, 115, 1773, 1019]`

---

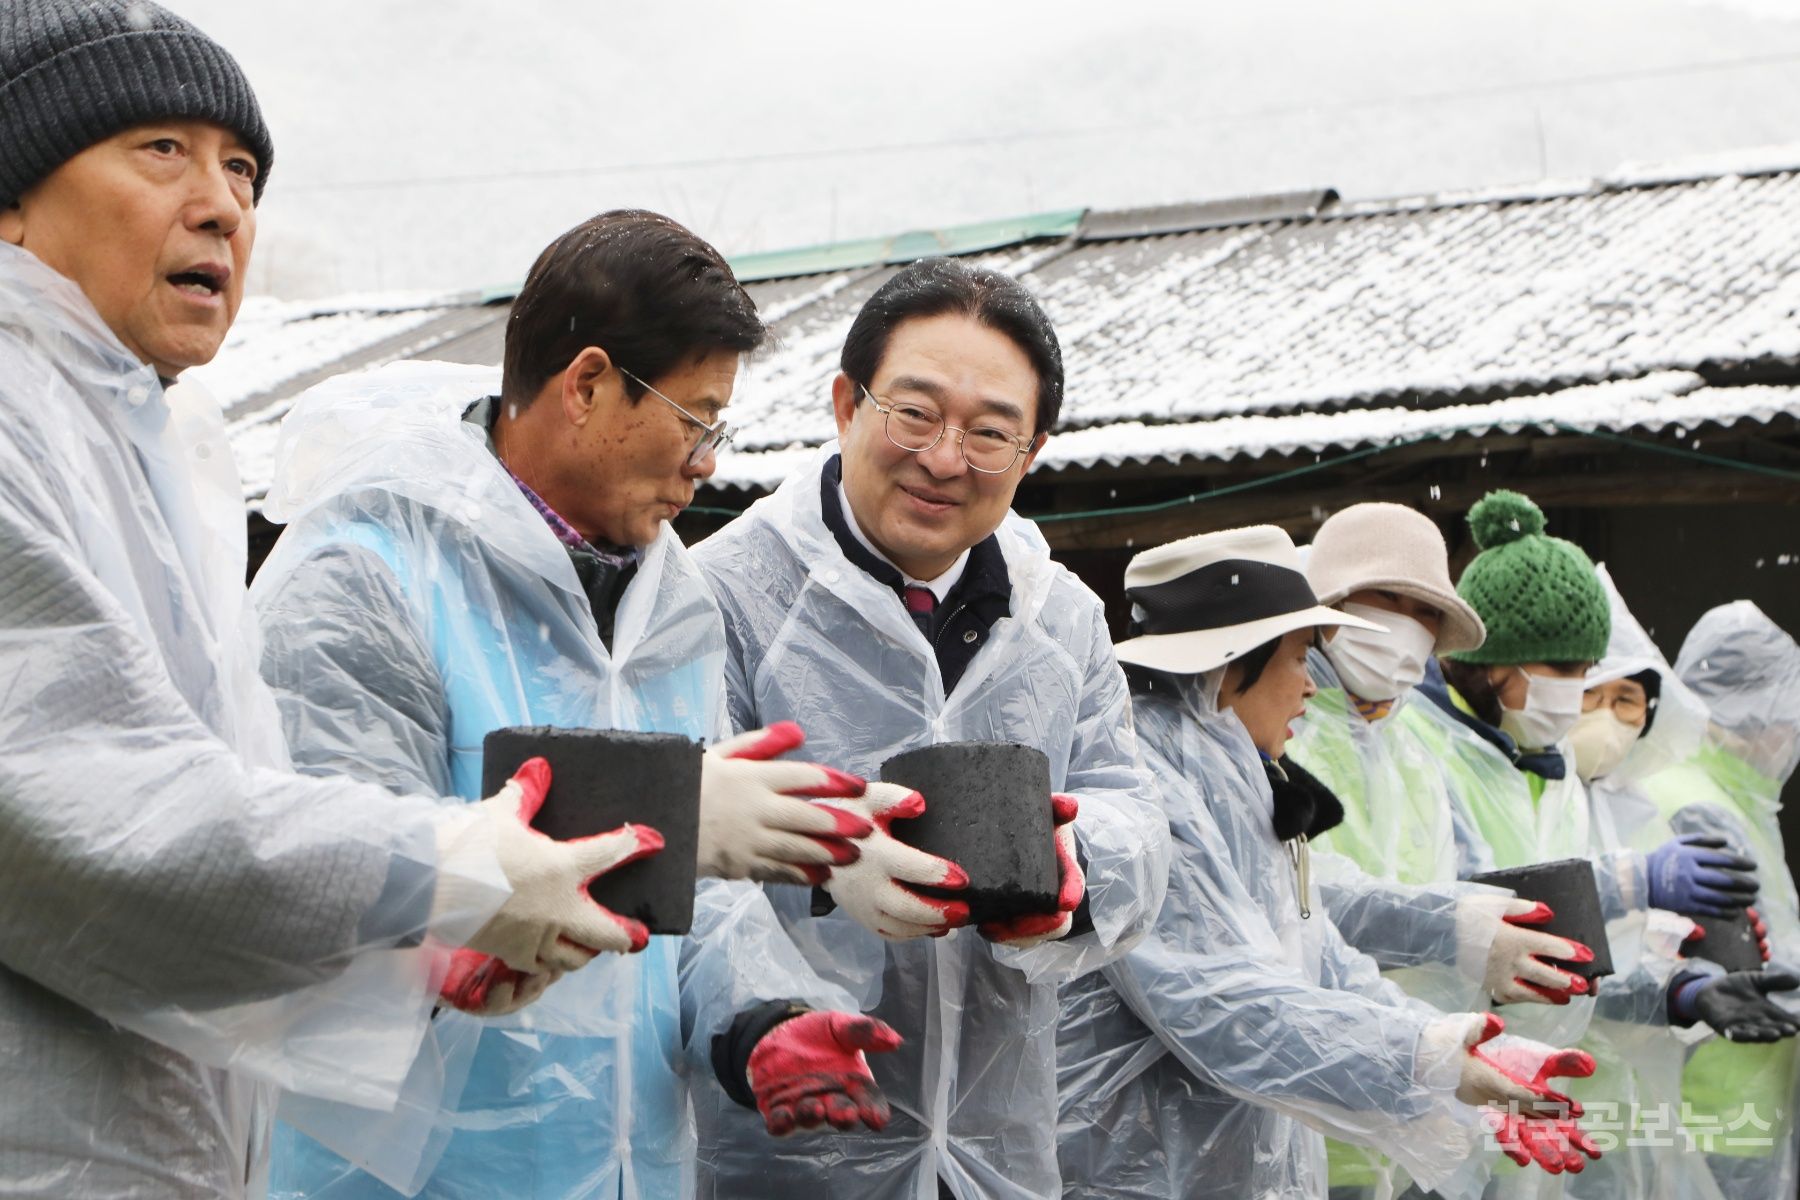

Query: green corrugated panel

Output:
[730, 208, 1085, 282]
[477, 282, 523, 305]
[468, 209, 1086, 301]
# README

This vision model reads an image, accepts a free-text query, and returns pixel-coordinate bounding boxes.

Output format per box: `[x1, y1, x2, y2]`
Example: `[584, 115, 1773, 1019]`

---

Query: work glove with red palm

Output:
[700, 722, 876, 885]
[1450, 1013, 1602, 1174]
[1749, 905, 1774, 962]
[1482, 898, 1597, 1005]
[746, 1010, 902, 1136]
[438, 947, 561, 1017]
[1679, 905, 1775, 965]
[432, 757, 663, 976]
[980, 793, 1084, 948]
[820, 782, 972, 939]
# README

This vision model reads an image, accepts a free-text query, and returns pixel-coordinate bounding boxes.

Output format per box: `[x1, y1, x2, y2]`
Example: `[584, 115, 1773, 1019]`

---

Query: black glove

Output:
[1673, 971, 1800, 1043]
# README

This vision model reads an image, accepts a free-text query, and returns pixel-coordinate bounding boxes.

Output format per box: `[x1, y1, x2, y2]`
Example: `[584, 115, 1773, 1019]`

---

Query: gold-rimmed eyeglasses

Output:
[859, 384, 1032, 474]
[617, 365, 732, 467]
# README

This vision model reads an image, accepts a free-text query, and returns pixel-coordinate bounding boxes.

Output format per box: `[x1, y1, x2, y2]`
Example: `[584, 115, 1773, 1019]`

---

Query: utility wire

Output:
[682, 422, 1800, 524]
[1551, 423, 1800, 482]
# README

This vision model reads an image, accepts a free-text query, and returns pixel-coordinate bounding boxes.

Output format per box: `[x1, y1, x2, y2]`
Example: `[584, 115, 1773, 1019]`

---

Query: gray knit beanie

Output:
[0, 0, 273, 207]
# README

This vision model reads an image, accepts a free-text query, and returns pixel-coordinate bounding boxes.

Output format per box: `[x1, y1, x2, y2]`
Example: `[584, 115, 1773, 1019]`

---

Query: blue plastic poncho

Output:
[252, 362, 853, 1199]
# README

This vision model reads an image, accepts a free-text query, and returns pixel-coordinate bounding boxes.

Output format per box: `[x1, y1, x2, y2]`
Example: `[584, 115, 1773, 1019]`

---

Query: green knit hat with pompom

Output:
[1446, 490, 1610, 666]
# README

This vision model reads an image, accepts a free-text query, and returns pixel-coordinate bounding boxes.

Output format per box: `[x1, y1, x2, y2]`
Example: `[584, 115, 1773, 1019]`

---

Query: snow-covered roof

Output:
[201, 154, 1800, 503]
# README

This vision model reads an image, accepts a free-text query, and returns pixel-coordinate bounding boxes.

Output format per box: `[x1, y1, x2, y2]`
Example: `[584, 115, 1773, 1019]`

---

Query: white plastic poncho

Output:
[0, 246, 506, 1197]
[690, 447, 1171, 1199]
[1563, 568, 1720, 1200]
[1633, 601, 1800, 1199]
[1056, 670, 1490, 1200]
[1405, 656, 1682, 1200]
[250, 362, 855, 1199]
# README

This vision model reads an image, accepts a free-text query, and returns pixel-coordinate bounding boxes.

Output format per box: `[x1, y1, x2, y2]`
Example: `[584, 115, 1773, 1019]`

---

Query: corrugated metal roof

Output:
[197, 156, 1800, 505]
[1077, 190, 1338, 241]
[728, 208, 1084, 282]
[705, 372, 1800, 491]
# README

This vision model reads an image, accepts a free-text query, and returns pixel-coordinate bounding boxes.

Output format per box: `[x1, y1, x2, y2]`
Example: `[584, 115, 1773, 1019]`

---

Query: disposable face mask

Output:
[1323, 604, 1437, 702]
[1498, 668, 1587, 750]
[1570, 706, 1642, 783]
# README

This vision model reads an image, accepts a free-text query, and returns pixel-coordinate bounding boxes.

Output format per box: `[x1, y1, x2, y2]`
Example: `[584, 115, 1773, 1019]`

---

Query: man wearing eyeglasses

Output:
[249, 210, 899, 1199]
[691, 257, 1170, 1198]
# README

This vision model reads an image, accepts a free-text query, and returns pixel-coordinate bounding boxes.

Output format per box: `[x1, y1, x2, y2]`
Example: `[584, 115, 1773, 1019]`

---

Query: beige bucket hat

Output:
[1305, 502, 1486, 655]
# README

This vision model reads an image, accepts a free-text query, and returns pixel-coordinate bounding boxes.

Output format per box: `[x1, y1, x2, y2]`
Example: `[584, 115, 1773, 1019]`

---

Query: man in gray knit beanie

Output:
[0, 0, 272, 378]
[0, 5, 665, 1197]
[0, 0, 275, 208]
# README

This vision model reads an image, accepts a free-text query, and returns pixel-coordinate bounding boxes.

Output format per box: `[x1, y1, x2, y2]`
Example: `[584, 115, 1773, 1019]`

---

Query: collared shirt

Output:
[464, 397, 639, 649]
[819, 454, 1010, 694]
[834, 477, 969, 602]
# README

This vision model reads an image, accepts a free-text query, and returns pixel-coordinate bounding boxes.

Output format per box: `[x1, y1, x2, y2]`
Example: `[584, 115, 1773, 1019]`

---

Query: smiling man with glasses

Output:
[691, 257, 1170, 1198]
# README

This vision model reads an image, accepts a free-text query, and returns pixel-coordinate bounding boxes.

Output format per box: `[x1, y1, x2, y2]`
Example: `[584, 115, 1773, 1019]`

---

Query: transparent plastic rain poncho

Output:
[1289, 649, 1522, 1195]
[1632, 600, 1800, 1198]
[1293, 649, 1507, 1012]
[1402, 639, 1705, 1200]
[251, 362, 853, 1199]
[1395, 685, 1605, 1050]
[689, 447, 1171, 1199]
[0, 246, 508, 1198]
[1057, 670, 1492, 1200]
[1560, 567, 1724, 1200]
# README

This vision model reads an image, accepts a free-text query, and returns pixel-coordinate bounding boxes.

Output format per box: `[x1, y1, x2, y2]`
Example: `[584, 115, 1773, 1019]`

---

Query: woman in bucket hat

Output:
[1056, 524, 1601, 1200]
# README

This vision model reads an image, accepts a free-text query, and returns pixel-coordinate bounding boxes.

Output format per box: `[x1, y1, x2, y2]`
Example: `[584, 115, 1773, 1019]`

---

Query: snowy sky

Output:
[164, 0, 1800, 299]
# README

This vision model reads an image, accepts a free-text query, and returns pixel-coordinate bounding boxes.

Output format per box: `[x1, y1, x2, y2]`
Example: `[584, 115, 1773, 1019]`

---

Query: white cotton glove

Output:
[433, 757, 664, 973]
[1480, 897, 1595, 1005]
[821, 782, 973, 940]
[698, 722, 876, 884]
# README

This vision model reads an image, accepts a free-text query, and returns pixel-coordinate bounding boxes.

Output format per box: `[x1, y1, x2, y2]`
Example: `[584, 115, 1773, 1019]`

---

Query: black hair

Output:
[840, 256, 1064, 437]
[1629, 668, 1662, 736]
[1228, 638, 1282, 696]
[1443, 659, 1592, 730]
[501, 209, 767, 408]
[1441, 659, 1505, 727]
[1227, 629, 1326, 696]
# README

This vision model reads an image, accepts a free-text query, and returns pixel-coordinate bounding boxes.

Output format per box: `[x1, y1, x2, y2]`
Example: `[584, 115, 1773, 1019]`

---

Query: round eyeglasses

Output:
[859, 385, 1032, 474]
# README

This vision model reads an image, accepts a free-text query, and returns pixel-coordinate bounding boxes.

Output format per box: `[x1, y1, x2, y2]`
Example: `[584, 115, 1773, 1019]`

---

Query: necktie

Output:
[903, 585, 937, 635]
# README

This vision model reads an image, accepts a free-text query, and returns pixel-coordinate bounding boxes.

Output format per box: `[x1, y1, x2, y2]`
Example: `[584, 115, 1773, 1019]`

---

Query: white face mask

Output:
[1570, 706, 1643, 783]
[1323, 603, 1438, 703]
[1497, 668, 1587, 750]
